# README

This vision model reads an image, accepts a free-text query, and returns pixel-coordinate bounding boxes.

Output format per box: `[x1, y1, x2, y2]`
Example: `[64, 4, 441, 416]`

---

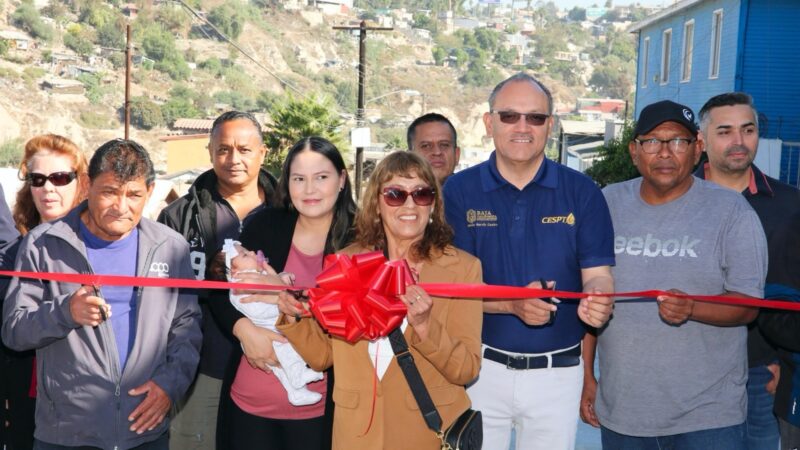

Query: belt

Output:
[483, 345, 581, 370]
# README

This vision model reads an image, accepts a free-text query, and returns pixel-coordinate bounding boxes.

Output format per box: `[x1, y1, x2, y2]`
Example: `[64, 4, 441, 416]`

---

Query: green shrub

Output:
[129, 97, 164, 130]
[79, 110, 113, 129]
[208, 2, 247, 40]
[0, 138, 24, 168]
[11, 1, 55, 42]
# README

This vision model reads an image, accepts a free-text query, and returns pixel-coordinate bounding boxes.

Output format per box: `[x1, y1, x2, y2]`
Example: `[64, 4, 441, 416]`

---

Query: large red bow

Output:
[307, 252, 412, 343]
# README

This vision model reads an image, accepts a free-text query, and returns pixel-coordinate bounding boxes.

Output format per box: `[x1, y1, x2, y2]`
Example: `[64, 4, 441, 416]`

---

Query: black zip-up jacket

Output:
[158, 168, 277, 378]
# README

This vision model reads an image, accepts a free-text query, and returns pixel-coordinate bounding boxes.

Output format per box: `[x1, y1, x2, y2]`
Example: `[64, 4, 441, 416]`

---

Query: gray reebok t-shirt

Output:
[597, 177, 767, 436]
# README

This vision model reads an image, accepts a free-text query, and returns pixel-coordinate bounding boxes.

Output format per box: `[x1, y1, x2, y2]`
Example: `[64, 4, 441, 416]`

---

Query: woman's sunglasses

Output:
[381, 187, 436, 207]
[492, 110, 550, 126]
[26, 171, 77, 188]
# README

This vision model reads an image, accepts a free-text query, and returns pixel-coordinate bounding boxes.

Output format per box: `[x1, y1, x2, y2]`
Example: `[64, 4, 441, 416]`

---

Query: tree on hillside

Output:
[584, 123, 639, 187]
[79, 0, 119, 28]
[156, 7, 190, 36]
[412, 12, 437, 34]
[548, 60, 583, 86]
[589, 63, 632, 99]
[568, 7, 586, 22]
[41, 0, 68, 20]
[97, 20, 125, 49]
[451, 48, 469, 68]
[64, 25, 95, 56]
[473, 28, 499, 53]
[494, 46, 517, 66]
[432, 45, 447, 65]
[140, 24, 190, 80]
[533, 29, 567, 59]
[263, 94, 347, 176]
[129, 97, 164, 130]
[208, 2, 248, 40]
[12, 1, 54, 42]
[461, 54, 502, 87]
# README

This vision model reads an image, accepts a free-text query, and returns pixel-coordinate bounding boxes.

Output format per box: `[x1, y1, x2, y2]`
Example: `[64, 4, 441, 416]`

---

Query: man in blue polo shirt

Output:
[444, 72, 615, 450]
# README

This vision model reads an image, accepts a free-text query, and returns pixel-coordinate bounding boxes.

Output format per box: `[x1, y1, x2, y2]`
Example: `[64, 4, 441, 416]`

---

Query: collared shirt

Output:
[444, 152, 615, 353]
[695, 163, 800, 366]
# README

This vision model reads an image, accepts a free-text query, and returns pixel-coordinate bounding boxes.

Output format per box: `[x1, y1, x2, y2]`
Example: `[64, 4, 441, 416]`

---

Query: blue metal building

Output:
[629, 0, 800, 186]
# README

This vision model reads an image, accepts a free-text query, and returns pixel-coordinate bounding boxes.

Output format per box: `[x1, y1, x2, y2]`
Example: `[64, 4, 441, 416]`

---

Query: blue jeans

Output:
[601, 423, 746, 450]
[746, 364, 781, 449]
[34, 433, 168, 450]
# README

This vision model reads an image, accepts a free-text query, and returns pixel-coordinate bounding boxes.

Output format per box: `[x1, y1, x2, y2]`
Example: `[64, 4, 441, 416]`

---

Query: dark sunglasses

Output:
[26, 171, 77, 188]
[493, 110, 550, 126]
[381, 187, 436, 207]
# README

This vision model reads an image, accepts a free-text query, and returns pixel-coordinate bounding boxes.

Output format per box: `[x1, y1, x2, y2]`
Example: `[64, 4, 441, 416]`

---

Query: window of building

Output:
[642, 37, 650, 87]
[660, 29, 672, 85]
[681, 20, 694, 82]
[709, 9, 723, 79]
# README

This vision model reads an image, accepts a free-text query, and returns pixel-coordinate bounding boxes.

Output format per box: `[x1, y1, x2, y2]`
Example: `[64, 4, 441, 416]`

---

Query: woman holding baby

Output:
[207, 136, 357, 450]
[277, 152, 484, 449]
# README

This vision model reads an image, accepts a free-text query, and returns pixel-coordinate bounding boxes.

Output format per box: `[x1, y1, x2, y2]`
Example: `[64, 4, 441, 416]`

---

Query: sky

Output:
[471, 0, 678, 10]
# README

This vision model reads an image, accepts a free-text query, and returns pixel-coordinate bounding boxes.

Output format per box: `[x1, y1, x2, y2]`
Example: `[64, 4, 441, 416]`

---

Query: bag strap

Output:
[388, 327, 443, 434]
[380, 246, 443, 434]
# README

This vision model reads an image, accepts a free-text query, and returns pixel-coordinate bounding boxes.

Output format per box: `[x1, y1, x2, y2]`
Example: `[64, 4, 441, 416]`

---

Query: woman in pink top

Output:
[207, 137, 356, 449]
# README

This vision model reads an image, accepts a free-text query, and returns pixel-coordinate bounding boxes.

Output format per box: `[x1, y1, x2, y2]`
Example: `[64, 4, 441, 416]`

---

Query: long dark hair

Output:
[277, 137, 357, 253]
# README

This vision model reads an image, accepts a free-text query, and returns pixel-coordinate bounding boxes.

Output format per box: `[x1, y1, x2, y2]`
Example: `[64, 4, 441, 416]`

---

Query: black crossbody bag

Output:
[388, 327, 482, 450]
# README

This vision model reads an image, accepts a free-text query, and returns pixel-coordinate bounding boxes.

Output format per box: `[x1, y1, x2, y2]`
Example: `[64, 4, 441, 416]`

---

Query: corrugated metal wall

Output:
[739, 0, 800, 185]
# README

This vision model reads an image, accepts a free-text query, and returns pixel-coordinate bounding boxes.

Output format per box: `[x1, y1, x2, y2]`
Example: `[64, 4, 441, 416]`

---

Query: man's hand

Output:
[69, 285, 110, 327]
[128, 381, 171, 434]
[580, 375, 600, 427]
[578, 289, 613, 328]
[233, 318, 287, 372]
[657, 289, 694, 325]
[766, 363, 780, 395]
[507, 280, 558, 326]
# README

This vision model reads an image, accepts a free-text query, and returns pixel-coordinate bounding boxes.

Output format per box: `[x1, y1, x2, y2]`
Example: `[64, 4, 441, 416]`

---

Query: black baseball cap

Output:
[634, 100, 698, 137]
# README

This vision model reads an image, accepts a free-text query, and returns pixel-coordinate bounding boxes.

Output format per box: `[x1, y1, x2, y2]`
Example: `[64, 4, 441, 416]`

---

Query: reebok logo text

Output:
[615, 234, 701, 258]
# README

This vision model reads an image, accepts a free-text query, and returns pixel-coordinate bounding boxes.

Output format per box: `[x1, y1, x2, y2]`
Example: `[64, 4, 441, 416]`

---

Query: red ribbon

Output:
[307, 252, 412, 343]
[2, 255, 800, 346]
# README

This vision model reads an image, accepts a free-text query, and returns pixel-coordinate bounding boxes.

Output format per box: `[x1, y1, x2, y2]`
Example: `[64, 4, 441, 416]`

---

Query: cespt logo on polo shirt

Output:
[541, 213, 575, 226]
[149, 261, 170, 278]
[466, 209, 498, 228]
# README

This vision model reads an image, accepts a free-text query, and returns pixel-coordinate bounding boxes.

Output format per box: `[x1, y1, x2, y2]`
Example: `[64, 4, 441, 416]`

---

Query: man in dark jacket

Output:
[0, 183, 25, 450]
[158, 111, 277, 450]
[2, 139, 202, 450]
[696, 92, 800, 449]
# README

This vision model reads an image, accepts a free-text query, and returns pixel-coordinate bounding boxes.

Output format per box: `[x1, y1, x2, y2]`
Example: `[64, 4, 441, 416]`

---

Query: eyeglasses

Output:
[381, 187, 436, 207]
[635, 138, 696, 154]
[492, 110, 550, 126]
[25, 171, 77, 188]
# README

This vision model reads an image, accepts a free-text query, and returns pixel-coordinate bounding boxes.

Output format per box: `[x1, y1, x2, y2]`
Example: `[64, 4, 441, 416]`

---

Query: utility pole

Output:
[124, 24, 131, 139]
[333, 20, 392, 199]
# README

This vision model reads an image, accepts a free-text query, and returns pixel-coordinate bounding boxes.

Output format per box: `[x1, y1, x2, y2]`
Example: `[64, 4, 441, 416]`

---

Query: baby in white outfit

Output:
[223, 239, 323, 406]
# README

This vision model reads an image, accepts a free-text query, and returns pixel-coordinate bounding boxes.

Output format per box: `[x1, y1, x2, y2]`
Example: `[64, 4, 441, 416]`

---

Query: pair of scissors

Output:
[91, 285, 108, 322]
[539, 278, 560, 325]
[285, 289, 311, 322]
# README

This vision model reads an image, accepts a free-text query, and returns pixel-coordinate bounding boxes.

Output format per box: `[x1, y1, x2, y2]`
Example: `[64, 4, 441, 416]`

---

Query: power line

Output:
[174, 0, 307, 98]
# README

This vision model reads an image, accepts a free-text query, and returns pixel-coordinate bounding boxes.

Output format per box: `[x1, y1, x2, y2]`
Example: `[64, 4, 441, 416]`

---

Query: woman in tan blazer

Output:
[278, 151, 483, 449]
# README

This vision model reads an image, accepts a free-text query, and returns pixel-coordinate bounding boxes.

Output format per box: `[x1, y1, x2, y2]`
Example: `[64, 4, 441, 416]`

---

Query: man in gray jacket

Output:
[2, 139, 202, 450]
